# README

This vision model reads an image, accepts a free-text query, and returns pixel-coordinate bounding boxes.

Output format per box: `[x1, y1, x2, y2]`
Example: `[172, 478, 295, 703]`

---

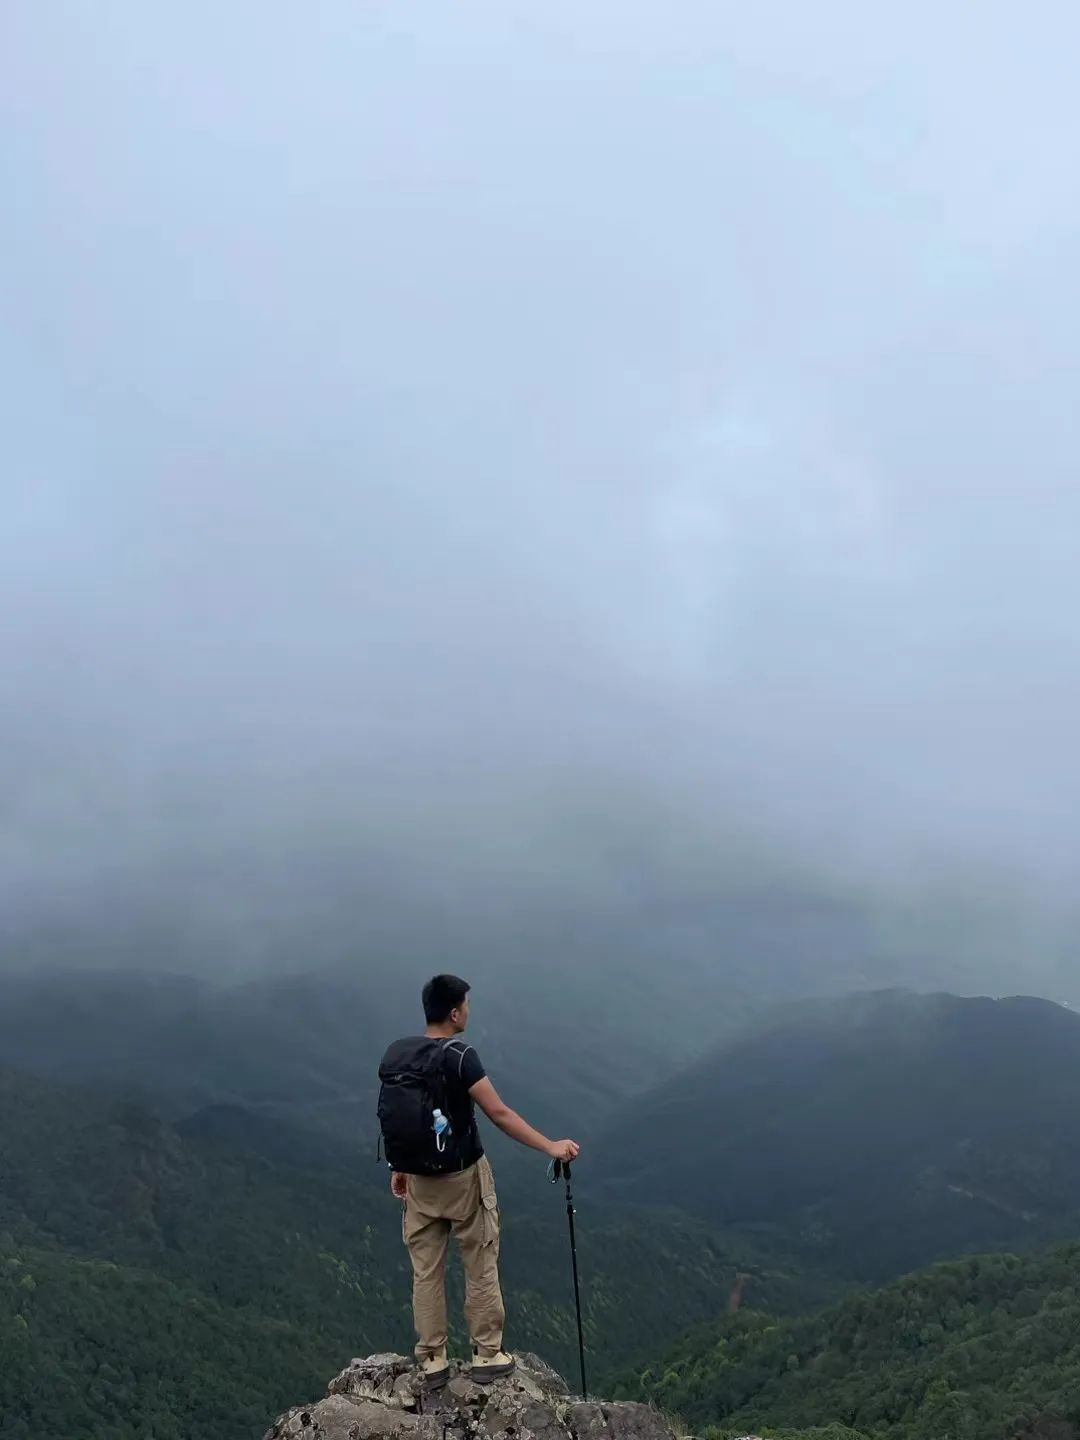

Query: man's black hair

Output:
[423, 974, 471, 1024]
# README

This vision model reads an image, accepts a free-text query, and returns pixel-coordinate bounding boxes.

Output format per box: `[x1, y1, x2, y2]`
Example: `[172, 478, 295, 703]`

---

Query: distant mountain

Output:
[615, 1243, 1080, 1440]
[595, 991, 1080, 1284]
[5, 850, 1072, 1113]
[0, 961, 736, 1148]
[8, 976, 1080, 1299]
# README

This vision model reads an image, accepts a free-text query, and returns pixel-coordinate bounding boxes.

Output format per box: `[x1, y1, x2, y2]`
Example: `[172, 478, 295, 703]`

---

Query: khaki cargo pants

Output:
[403, 1154, 505, 1360]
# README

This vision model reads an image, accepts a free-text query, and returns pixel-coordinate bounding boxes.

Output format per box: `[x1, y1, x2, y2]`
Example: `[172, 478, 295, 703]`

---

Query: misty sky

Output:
[3, 4, 1080, 966]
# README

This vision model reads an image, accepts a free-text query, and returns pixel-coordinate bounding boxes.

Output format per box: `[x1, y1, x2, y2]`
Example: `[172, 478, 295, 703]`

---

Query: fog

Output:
[3, 4, 1080, 983]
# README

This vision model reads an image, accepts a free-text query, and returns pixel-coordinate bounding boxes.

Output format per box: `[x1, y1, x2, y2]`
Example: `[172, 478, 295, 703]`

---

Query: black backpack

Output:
[377, 1036, 466, 1175]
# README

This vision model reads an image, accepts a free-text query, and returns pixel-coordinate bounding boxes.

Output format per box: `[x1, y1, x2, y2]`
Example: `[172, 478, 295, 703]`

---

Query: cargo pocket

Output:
[478, 1159, 500, 1246]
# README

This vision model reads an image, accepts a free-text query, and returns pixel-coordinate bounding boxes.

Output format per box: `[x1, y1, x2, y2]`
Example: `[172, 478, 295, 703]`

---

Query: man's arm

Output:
[469, 1077, 580, 1163]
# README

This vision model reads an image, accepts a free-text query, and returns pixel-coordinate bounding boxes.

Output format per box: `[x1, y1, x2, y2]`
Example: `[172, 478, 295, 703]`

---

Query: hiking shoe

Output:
[470, 1350, 516, 1384]
[419, 1351, 450, 1391]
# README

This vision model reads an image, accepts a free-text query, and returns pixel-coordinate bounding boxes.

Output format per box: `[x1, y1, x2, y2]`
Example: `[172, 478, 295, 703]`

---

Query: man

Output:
[379, 974, 580, 1390]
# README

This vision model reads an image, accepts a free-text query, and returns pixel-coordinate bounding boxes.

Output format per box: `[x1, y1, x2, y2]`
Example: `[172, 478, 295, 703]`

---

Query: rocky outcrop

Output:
[264, 1353, 676, 1440]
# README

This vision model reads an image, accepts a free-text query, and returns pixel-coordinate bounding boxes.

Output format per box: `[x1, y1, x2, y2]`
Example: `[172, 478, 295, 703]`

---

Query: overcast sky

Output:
[3, 3, 1080, 970]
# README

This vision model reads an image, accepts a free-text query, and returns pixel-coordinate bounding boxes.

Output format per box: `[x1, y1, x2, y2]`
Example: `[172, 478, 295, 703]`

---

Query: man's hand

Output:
[390, 1171, 409, 1202]
[547, 1139, 581, 1163]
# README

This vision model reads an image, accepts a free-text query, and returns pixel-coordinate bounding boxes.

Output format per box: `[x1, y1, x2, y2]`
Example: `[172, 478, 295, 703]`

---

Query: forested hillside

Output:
[618, 1245, 1080, 1440]
[0, 1065, 784, 1439]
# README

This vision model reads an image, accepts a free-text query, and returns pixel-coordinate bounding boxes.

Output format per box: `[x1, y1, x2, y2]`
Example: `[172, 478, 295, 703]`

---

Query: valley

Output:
[3, 978, 1080, 1438]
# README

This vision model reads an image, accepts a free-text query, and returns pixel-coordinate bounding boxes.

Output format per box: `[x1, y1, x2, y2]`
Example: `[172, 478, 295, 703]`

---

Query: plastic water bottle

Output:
[433, 1109, 452, 1153]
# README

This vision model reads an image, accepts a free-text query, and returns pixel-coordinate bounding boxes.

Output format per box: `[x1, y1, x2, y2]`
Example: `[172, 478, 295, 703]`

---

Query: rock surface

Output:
[264, 1352, 675, 1440]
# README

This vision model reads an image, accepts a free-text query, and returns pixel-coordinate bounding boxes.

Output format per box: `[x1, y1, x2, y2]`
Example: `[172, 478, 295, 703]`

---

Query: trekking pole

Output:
[551, 1158, 588, 1399]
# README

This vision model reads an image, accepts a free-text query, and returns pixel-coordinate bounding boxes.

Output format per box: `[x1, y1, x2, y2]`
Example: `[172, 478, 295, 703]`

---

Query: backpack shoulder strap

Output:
[440, 1039, 475, 1081]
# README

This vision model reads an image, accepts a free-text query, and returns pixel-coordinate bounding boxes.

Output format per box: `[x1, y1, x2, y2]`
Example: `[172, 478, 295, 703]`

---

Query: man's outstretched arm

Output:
[470, 1077, 580, 1162]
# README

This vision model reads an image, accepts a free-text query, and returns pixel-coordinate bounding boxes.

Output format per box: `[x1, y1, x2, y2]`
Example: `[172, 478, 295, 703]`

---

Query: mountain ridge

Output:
[595, 990, 1080, 1284]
